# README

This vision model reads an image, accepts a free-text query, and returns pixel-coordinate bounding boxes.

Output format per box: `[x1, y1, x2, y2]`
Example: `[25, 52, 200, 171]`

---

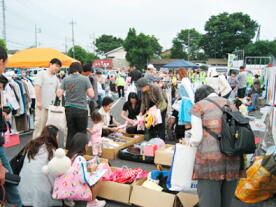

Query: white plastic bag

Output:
[167, 143, 197, 192]
[46, 103, 67, 131]
[129, 82, 137, 93]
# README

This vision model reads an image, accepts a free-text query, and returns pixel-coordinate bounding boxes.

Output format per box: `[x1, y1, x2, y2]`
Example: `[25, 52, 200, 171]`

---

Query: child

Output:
[66, 133, 106, 207]
[87, 111, 103, 156]
[234, 98, 248, 116]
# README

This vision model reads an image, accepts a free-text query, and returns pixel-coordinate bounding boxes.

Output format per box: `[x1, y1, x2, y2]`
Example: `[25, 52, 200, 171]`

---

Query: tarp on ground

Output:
[6, 48, 79, 68]
[163, 59, 198, 69]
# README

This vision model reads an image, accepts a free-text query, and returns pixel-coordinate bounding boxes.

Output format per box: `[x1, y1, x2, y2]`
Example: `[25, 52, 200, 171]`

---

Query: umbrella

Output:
[163, 59, 198, 69]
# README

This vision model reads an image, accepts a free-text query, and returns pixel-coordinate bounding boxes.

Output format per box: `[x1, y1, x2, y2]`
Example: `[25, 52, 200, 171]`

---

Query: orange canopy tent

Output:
[6, 48, 79, 68]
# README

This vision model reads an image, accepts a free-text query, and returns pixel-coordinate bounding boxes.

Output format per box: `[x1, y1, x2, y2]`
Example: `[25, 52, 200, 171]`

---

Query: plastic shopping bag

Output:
[235, 155, 276, 203]
[167, 143, 197, 192]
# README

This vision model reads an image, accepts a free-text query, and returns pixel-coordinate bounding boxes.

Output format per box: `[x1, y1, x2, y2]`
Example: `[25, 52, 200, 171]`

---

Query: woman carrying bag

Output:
[189, 85, 243, 207]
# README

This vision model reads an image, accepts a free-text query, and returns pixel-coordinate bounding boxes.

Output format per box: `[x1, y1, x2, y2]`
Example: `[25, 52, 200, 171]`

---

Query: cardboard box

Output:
[130, 178, 198, 207]
[87, 135, 144, 160]
[119, 134, 144, 146]
[98, 167, 133, 204]
[83, 155, 108, 163]
[154, 144, 175, 166]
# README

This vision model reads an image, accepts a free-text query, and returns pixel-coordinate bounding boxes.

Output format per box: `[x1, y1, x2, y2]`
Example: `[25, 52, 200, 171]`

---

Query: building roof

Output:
[150, 59, 179, 65]
[206, 58, 227, 66]
[105, 46, 124, 55]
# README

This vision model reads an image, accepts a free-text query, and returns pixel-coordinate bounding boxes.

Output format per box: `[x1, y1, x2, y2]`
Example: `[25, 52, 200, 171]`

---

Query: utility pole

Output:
[2, 0, 6, 42]
[255, 26, 261, 42]
[64, 36, 68, 54]
[34, 24, 41, 48]
[35, 24, 37, 47]
[187, 30, 190, 61]
[69, 20, 76, 58]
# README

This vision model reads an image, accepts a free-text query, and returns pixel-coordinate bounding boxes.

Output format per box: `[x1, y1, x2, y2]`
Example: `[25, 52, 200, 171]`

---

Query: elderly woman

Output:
[136, 77, 167, 140]
[189, 85, 243, 207]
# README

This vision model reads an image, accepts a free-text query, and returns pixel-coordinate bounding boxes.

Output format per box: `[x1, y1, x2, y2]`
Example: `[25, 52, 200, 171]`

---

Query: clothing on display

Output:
[4, 76, 35, 132]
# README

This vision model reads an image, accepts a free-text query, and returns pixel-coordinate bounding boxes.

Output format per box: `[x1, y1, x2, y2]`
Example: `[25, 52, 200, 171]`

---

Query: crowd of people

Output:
[0, 44, 265, 207]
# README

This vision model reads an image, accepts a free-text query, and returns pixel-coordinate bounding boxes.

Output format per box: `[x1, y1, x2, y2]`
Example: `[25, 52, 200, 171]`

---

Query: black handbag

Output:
[5, 173, 20, 185]
[10, 148, 26, 175]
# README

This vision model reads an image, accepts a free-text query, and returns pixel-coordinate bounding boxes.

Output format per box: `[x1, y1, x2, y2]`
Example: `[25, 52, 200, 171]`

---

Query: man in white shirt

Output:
[33, 58, 61, 139]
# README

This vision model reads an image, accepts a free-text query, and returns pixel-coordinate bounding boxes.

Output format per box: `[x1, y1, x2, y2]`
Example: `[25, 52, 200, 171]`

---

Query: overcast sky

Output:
[3, 0, 276, 52]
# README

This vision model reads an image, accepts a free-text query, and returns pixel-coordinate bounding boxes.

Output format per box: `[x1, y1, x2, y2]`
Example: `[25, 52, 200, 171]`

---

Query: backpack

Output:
[203, 98, 256, 156]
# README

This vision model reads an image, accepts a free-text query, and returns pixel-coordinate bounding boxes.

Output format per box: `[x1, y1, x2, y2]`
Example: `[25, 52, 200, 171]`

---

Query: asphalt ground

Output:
[5, 97, 276, 207]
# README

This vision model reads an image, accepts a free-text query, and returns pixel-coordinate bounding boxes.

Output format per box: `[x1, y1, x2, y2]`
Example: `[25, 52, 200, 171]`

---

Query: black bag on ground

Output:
[118, 148, 154, 164]
[203, 98, 256, 156]
[10, 148, 26, 175]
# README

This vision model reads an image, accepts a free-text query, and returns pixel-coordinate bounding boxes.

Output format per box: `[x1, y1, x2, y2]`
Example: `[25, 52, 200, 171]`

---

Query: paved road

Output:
[5, 98, 276, 207]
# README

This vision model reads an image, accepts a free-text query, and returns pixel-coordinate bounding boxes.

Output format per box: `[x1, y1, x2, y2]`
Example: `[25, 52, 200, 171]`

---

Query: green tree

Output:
[95, 35, 123, 55]
[200, 12, 258, 58]
[0, 39, 7, 52]
[149, 36, 162, 56]
[68, 45, 88, 63]
[171, 39, 188, 59]
[171, 29, 202, 60]
[123, 28, 162, 69]
[86, 52, 98, 65]
[245, 40, 276, 57]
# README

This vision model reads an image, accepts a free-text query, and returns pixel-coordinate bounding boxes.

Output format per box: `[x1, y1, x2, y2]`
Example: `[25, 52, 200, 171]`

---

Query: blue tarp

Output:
[163, 59, 198, 69]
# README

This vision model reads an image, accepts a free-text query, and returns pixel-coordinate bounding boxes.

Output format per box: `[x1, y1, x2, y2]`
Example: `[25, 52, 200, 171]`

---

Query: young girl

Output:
[66, 133, 106, 207]
[18, 125, 62, 207]
[87, 111, 103, 156]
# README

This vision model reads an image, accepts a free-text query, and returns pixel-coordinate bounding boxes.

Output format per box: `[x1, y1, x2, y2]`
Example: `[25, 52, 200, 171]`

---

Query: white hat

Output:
[208, 67, 219, 77]
[147, 64, 155, 69]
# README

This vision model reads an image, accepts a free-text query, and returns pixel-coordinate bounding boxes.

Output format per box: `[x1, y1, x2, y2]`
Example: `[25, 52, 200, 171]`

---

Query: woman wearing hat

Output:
[136, 78, 167, 140]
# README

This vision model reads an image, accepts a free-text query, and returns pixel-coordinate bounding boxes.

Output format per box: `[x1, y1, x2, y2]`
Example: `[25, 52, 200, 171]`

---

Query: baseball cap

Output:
[147, 64, 155, 70]
[136, 77, 150, 90]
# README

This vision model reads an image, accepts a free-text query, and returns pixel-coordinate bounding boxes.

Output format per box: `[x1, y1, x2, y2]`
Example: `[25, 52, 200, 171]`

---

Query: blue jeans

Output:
[252, 93, 259, 108]
[0, 146, 22, 206]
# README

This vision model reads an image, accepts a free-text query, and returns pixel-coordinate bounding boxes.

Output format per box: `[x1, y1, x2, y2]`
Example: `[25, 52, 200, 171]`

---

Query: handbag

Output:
[5, 172, 20, 185]
[46, 100, 67, 131]
[4, 129, 20, 148]
[10, 148, 26, 175]
[167, 143, 197, 193]
[52, 156, 92, 201]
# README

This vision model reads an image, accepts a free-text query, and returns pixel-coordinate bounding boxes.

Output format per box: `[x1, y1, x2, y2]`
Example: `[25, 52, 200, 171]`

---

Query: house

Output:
[206, 58, 227, 66]
[160, 49, 171, 57]
[105, 46, 129, 69]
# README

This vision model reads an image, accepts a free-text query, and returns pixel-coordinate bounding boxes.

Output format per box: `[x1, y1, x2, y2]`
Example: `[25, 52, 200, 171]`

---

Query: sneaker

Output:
[87, 199, 106, 207]
[64, 200, 75, 207]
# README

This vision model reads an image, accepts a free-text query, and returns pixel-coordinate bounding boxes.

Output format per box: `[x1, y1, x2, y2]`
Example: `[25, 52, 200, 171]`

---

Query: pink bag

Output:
[52, 156, 92, 201]
[142, 143, 158, 157]
[4, 129, 20, 148]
